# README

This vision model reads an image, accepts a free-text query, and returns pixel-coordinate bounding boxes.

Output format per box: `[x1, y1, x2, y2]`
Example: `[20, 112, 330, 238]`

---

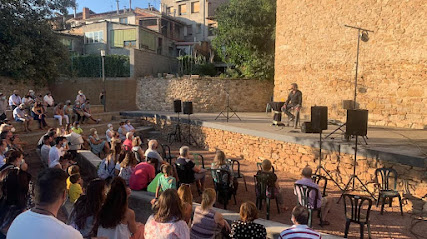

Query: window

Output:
[191, 1, 200, 13]
[178, 4, 187, 15]
[196, 23, 202, 34]
[140, 19, 157, 27]
[208, 23, 215, 36]
[187, 25, 193, 35]
[119, 17, 128, 24]
[124, 40, 136, 48]
[84, 31, 104, 44]
[110, 29, 136, 47]
[167, 7, 174, 15]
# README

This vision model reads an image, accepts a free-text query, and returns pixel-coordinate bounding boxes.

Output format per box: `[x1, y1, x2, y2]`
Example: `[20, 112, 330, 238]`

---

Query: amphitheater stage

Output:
[121, 111, 427, 168]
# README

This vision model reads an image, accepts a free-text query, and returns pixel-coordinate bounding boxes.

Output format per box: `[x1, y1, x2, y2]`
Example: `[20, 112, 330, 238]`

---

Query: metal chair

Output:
[256, 162, 275, 173]
[294, 183, 322, 227]
[159, 144, 176, 165]
[311, 174, 328, 197]
[254, 174, 280, 220]
[343, 194, 372, 239]
[227, 159, 247, 191]
[212, 169, 236, 209]
[375, 168, 403, 216]
[192, 153, 205, 169]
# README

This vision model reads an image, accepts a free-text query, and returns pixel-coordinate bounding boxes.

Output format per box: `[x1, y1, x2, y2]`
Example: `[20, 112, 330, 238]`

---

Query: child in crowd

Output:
[69, 173, 83, 203]
[67, 165, 80, 190]
[155, 164, 176, 199]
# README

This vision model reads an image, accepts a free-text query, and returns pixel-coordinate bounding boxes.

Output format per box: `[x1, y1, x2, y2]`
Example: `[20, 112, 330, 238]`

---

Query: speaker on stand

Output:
[168, 100, 183, 143]
[339, 109, 376, 202]
[311, 106, 343, 191]
[182, 102, 198, 146]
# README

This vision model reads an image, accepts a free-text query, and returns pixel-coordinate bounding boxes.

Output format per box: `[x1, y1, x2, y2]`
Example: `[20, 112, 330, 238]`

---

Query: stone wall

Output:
[130, 48, 178, 77]
[274, 0, 427, 129]
[0, 77, 49, 99]
[50, 77, 137, 111]
[140, 116, 427, 213]
[137, 77, 274, 112]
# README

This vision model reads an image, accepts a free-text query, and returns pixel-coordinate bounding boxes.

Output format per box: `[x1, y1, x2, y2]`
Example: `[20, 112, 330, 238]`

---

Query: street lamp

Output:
[100, 50, 106, 112]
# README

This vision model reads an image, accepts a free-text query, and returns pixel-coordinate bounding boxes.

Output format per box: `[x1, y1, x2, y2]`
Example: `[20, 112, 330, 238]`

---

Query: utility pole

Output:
[129, 0, 132, 10]
[116, 0, 120, 14]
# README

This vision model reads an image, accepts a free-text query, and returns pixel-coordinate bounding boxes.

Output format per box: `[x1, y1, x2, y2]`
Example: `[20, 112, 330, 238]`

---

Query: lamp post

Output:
[100, 50, 106, 112]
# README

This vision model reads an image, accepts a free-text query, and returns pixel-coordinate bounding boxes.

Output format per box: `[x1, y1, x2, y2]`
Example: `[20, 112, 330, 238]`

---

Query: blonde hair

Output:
[261, 159, 272, 172]
[179, 146, 189, 157]
[201, 188, 216, 210]
[177, 185, 193, 205]
[132, 136, 142, 147]
[240, 201, 258, 222]
[67, 165, 80, 176]
[213, 150, 226, 166]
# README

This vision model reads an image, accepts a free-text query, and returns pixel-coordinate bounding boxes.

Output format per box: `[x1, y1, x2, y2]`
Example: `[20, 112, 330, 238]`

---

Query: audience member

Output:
[48, 137, 66, 168]
[190, 188, 230, 238]
[117, 122, 127, 141]
[54, 103, 69, 126]
[255, 159, 287, 210]
[1, 130, 23, 153]
[63, 101, 74, 123]
[13, 104, 32, 132]
[124, 120, 135, 133]
[211, 150, 237, 193]
[66, 165, 80, 190]
[40, 135, 52, 167]
[98, 149, 118, 180]
[0, 93, 7, 121]
[73, 101, 85, 123]
[105, 123, 114, 144]
[295, 167, 332, 225]
[65, 124, 84, 152]
[71, 121, 83, 134]
[75, 90, 86, 105]
[123, 132, 133, 151]
[144, 189, 190, 239]
[7, 168, 83, 239]
[0, 150, 28, 172]
[129, 154, 158, 191]
[8, 90, 21, 110]
[32, 101, 48, 130]
[99, 90, 106, 109]
[95, 177, 144, 239]
[68, 174, 83, 203]
[69, 178, 106, 238]
[21, 93, 35, 110]
[88, 128, 110, 155]
[0, 140, 6, 168]
[81, 100, 100, 124]
[118, 151, 138, 185]
[176, 146, 206, 193]
[144, 140, 163, 162]
[37, 128, 56, 148]
[177, 185, 193, 225]
[56, 126, 66, 137]
[155, 164, 176, 199]
[132, 136, 144, 162]
[43, 92, 54, 108]
[0, 168, 32, 238]
[279, 205, 322, 239]
[230, 201, 266, 239]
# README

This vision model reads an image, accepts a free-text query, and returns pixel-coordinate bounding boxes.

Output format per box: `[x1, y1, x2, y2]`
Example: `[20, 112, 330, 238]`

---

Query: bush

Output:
[70, 55, 130, 77]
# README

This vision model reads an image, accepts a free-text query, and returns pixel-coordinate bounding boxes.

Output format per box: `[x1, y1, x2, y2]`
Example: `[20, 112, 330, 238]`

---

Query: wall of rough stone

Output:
[0, 77, 49, 99]
[50, 77, 137, 111]
[140, 116, 427, 213]
[137, 76, 274, 112]
[274, 0, 427, 129]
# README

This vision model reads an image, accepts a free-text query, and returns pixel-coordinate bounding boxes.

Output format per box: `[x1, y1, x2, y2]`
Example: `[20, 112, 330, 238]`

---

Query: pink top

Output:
[129, 162, 155, 190]
[144, 215, 190, 239]
[295, 178, 322, 208]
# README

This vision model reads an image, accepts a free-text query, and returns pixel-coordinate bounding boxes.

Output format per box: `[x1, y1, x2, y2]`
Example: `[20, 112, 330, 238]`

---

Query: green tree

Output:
[0, 0, 74, 84]
[213, 0, 276, 80]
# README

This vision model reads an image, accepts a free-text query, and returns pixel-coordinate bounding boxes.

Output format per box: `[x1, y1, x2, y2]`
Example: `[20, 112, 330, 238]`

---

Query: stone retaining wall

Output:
[140, 116, 427, 214]
[0, 77, 49, 99]
[136, 77, 274, 113]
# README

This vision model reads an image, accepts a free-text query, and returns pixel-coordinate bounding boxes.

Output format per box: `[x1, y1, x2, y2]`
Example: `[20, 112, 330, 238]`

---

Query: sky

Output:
[71, 0, 160, 14]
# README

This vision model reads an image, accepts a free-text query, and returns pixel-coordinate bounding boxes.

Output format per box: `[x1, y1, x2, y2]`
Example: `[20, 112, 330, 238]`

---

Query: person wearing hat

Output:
[0, 92, 7, 121]
[8, 90, 21, 110]
[75, 90, 86, 105]
[13, 103, 32, 132]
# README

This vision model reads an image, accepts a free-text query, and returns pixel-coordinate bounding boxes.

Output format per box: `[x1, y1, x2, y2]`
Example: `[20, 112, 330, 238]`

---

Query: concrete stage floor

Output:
[122, 111, 427, 167]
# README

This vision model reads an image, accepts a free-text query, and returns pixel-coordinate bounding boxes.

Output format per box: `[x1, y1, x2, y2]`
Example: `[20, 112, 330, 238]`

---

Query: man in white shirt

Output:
[12, 104, 32, 132]
[7, 168, 83, 239]
[8, 90, 21, 110]
[279, 206, 322, 239]
[43, 92, 54, 107]
[40, 135, 52, 167]
[144, 139, 163, 164]
[48, 137, 65, 167]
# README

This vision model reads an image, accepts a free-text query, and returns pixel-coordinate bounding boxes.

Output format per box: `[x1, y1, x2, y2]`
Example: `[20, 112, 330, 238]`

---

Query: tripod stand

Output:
[168, 112, 182, 143]
[182, 114, 198, 146]
[338, 136, 376, 203]
[215, 89, 241, 122]
[315, 130, 343, 191]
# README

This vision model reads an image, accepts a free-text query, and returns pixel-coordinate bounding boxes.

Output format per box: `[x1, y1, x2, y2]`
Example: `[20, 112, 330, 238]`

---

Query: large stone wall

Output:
[0, 77, 49, 98]
[137, 76, 274, 112]
[139, 116, 427, 214]
[50, 77, 137, 111]
[274, 0, 427, 129]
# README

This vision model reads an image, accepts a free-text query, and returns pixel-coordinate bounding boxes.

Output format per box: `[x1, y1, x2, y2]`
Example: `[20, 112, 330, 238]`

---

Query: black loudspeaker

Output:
[173, 100, 182, 113]
[183, 102, 193, 115]
[311, 106, 328, 131]
[346, 109, 368, 136]
[301, 122, 320, 133]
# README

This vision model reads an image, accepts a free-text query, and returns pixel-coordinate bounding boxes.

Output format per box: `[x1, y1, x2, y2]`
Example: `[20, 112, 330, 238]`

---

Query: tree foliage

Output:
[212, 0, 276, 80]
[0, 0, 74, 84]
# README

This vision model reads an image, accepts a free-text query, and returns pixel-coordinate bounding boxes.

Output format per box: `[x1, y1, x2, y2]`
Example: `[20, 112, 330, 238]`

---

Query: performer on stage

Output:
[282, 83, 302, 121]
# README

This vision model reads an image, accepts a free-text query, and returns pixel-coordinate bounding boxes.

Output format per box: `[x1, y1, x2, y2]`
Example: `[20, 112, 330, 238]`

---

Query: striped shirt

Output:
[190, 206, 220, 239]
[280, 225, 321, 239]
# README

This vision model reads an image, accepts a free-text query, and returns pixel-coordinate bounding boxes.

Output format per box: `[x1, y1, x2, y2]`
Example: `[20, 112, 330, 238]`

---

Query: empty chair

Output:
[227, 159, 247, 191]
[192, 153, 206, 169]
[159, 144, 176, 165]
[343, 194, 373, 239]
[311, 174, 328, 197]
[375, 168, 403, 216]
[294, 183, 322, 227]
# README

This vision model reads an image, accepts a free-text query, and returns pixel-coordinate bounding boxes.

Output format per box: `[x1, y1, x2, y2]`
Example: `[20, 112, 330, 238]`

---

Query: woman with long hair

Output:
[98, 142, 120, 180]
[144, 189, 189, 239]
[69, 178, 106, 238]
[95, 177, 143, 239]
[118, 152, 138, 185]
[177, 185, 193, 226]
[131, 136, 144, 163]
[190, 188, 230, 239]
[0, 168, 32, 238]
[31, 101, 48, 129]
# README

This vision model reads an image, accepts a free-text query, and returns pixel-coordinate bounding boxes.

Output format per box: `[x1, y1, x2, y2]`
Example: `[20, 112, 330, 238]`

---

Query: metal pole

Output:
[353, 136, 358, 189]
[353, 29, 361, 109]
[102, 56, 106, 112]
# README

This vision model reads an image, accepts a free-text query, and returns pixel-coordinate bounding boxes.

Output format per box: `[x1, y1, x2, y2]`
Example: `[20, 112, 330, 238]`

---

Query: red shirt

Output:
[129, 162, 155, 190]
[123, 139, 132, 151]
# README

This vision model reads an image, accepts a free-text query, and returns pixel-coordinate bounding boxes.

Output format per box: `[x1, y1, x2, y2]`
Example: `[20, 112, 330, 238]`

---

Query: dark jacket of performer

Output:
[282, 83, 302, 120]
